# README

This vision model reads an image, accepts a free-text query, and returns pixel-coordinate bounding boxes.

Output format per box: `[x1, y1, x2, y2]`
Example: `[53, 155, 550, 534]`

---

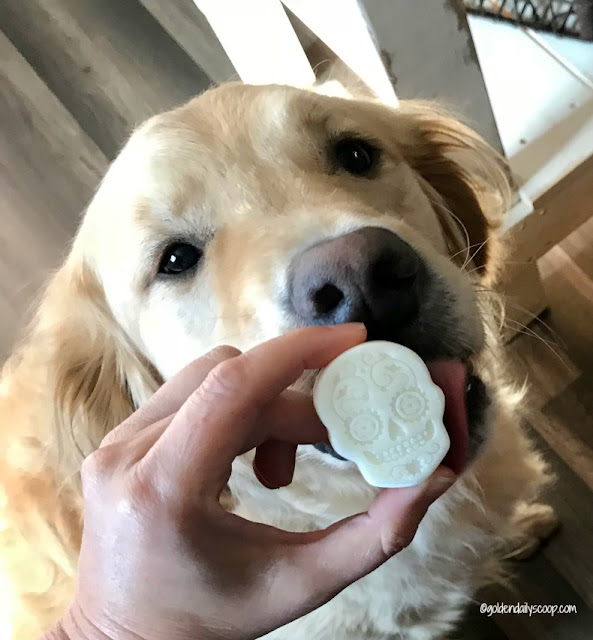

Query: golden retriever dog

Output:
[0, 83, 558, 640]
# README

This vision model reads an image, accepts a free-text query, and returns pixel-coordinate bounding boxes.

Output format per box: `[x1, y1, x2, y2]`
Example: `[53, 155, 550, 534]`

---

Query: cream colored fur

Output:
[0, 83, 553, 640]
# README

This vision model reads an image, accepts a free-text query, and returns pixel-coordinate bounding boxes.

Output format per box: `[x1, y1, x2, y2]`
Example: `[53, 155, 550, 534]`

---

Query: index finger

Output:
[101, 345, 241, 447]
[148, 323, 366, 491]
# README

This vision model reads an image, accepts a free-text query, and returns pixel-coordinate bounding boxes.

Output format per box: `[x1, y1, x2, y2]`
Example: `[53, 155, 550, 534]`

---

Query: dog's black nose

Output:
[289, 227, 426, 337]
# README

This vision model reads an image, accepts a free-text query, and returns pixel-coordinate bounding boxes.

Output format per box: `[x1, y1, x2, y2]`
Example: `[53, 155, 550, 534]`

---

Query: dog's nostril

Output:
[289, 228, 424, 329]
[312, 283, 344, 315]
[371, 255, 417, 291]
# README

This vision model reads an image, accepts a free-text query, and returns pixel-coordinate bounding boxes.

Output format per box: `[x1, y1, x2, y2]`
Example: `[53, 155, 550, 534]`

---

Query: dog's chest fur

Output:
[230, 466, 497, 639]
[228, 399, 542, 640]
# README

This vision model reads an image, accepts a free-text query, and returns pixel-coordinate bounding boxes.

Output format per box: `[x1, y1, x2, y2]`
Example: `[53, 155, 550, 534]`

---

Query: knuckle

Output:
[81, 445, 118, 480]
[125, 470, 162, 514]
[99, 430, 117, 448]
[380, 524, 414, 558]
[202, 357, 248, 397]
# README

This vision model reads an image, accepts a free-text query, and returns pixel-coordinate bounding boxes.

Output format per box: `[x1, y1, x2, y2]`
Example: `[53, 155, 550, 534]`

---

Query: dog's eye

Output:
[333, 138, 378, 176]
[158, 243, 203, 275]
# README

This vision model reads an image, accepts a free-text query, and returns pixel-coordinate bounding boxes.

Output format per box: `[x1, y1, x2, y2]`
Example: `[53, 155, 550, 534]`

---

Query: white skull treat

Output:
[313, 341, 450, 488]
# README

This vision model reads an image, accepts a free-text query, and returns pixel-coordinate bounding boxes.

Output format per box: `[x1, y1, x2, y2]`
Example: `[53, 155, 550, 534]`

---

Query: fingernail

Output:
[328, 322, 366, 333]
[423, 468, 456, 503]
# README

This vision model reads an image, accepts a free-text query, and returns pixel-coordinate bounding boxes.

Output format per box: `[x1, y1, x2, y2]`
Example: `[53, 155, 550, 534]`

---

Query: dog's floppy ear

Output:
[396, 101, 511, 283]
[39, 263, 161, 462]
[0, 262, 161, 637]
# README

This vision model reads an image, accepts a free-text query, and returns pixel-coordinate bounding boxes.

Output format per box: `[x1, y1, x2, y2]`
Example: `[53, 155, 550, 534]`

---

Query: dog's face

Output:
[61, 83, 509, 473]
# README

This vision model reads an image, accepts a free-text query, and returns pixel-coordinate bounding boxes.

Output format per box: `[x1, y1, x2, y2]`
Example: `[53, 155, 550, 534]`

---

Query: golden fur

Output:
[0, 83, 553, 639]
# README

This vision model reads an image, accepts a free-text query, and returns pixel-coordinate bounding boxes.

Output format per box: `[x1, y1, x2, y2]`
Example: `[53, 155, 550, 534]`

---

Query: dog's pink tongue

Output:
[426, 360, 469, 474]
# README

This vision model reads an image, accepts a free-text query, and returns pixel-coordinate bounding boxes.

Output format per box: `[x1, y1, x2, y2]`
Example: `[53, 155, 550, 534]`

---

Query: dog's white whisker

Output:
[449, 241, 490, 262]
[441, 206, 472, 269]
[463, 238, 489, 271]
[474, 288, 567, 350]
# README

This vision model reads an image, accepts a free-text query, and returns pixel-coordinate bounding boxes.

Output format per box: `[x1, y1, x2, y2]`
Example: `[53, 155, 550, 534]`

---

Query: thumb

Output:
[288, 467, 456, 604]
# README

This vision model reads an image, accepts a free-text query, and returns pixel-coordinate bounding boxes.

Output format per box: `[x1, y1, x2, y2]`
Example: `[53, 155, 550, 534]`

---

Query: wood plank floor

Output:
[458, 220, 593, 638]
[0, 28, 107, 359]
[0, 0, 213, 159]
[0, 2, 592, 637]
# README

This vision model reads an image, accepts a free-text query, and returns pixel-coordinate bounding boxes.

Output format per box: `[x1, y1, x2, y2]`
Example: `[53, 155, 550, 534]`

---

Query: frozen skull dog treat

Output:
[313, 341, 450, 488]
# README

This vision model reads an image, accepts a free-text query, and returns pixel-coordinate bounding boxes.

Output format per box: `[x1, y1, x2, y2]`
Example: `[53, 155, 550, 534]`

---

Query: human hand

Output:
[52, 324, 455, 640]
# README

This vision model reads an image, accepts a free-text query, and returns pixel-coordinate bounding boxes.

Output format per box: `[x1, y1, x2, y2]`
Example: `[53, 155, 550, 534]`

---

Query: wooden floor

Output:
[457, 216, 593, 639]
[1, 2, 593, 638]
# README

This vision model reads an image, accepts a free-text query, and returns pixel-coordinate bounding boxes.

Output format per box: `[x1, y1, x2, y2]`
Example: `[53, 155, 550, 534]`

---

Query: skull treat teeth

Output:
[313, 341, 450, 488]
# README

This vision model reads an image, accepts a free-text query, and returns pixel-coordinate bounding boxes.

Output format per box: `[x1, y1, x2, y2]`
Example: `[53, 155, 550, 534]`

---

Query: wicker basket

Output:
[464, 0, 593, 40]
